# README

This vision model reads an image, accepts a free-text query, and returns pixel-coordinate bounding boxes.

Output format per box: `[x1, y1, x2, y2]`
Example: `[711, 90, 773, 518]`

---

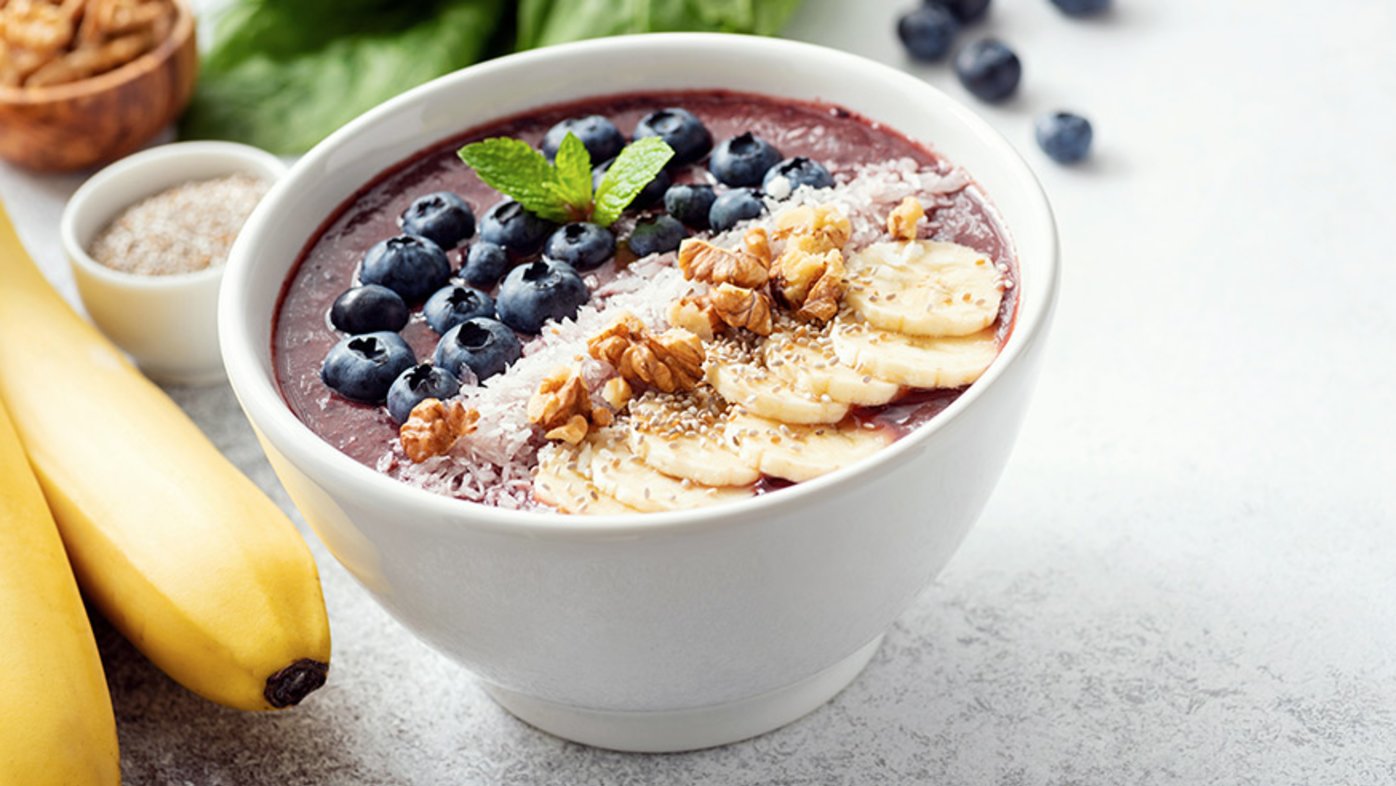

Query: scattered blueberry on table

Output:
[359, 235, 452, 302]
[632, 108, 713, 166]
[955, 38, 1022, 102]
[763, 156, 834, 196]
[898, 4, 959, 61]
[709, 132, 783, 188]
[399, 191, 475, 250]
[423, 284, 496, 334]
[458, 241, 510, 288]
[387, 363, 463, 424]
[543, 222, 615, 271]
[433, 318, 523, 381]
[495, 259, 590, 334]
[1035, 111, 1093, 163]
[540, 115, 624, 162]
[479, 199, 556, 256]
[329, 284, 408, 334]
[931, 0, 991, 23]
[1050, 0, 1110, 17]
[663, 183, 717, 229]
[709, 188, 766, 232]
[628, 215, 687, 258]
[321, 332, 417, 403]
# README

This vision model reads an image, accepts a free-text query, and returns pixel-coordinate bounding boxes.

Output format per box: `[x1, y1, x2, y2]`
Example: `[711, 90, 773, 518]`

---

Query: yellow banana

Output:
[0, 201, 331, 711]
[0, 399, 120, 785]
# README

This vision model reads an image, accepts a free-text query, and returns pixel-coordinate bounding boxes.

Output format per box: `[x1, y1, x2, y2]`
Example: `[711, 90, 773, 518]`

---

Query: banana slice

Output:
[588, 427, 753, 513]
[844, 240, 1003, 337]
[762, 327, 900, 406]
[534, 442, 638, 515]
[628, 391, 761, 487]
[725, 412, 893, 483]
[830, 318, 999, 389]
[705, 340, 850, 425]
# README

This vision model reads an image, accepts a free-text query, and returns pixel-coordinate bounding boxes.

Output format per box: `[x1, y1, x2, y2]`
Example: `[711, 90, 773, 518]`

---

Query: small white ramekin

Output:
[61, 141, 286, 386]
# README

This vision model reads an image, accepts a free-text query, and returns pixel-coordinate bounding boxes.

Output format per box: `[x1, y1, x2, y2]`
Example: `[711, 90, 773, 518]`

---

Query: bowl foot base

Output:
[482, 635, 883, 753]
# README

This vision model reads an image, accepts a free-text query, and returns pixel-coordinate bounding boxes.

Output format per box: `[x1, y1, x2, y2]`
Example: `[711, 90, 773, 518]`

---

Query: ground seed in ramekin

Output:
[89, 174, 270, 276]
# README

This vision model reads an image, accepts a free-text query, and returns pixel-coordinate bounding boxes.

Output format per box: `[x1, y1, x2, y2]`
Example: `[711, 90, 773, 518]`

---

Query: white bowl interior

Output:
[222, 34, 1056, 533]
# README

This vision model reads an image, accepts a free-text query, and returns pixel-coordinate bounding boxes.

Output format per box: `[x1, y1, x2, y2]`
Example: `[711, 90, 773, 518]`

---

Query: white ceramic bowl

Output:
[220, 34, 1058, 752]
[62, 141, 286, 385]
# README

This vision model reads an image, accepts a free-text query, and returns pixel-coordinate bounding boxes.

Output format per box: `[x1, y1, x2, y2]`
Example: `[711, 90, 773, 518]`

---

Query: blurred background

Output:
[2, 0, 1394, 783]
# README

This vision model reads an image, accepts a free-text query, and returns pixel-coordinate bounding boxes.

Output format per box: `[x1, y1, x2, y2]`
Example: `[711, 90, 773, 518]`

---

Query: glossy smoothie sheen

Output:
[274, 90, 1016, 474]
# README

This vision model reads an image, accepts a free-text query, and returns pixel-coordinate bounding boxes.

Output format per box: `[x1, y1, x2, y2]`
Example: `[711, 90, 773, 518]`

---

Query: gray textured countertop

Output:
[4, 0, 1394, 783]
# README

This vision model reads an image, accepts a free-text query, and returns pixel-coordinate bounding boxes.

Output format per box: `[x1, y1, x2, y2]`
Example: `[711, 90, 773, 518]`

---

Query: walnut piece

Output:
[587, 313, 706, 393]
[773, 244, 845, 324]
[677, 238, 769, 288]
[527, 366, 592, 432]
[743, 227, 772, 266]
[710, 283, 775, 336]
[887, 196, 926, 241]
[772, 204, 852, 250]
[400, 399, 479, 463]
[544, 414, 590, 445]
[667, 295, 724, 342]
[602, 377, 634, 411]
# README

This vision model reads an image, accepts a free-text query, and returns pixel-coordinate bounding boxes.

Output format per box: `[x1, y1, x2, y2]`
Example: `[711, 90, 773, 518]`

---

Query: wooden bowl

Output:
[0, 0, 198, 172]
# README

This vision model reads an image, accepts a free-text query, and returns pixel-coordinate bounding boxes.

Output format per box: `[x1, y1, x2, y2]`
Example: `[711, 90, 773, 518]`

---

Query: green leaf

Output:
[181, 0, 505, 155]
[458, 138, 571, 223]
[516, 0, 805, 50]
[592, 137, 675, 228]
[546, 132, 594, 217]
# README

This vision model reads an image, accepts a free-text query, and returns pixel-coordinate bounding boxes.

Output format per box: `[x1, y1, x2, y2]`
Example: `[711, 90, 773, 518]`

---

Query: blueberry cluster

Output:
[320, 106, 841, 418]
[895, 0, 1100, 165]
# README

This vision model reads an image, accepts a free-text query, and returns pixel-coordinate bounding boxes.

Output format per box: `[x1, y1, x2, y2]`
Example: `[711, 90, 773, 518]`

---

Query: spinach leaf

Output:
[517, 0, 804, 50]
[181, 0, 504, 154]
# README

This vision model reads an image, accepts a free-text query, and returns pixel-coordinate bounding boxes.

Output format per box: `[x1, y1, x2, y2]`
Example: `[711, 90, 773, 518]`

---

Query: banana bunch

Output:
[536, 237, 1005, 514]
[0, 202, 332, 783]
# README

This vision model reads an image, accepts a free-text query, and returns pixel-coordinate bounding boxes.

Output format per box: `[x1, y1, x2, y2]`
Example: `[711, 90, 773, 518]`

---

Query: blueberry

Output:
[708, 188, 766, 232]
[541, 115, 625, 163]
[399, 191, 475, 250]
[898, 5, 959, 61]
[663, 183, 717, 229]
[433, 318, 522, 382]
[1035, 111, 1093, 164]
[928, 0, 990, 23]
[479, 200, 557, 257]
[386, 363, 462, 424]
[1050, 0, 1109, 17]
[628, 215, 686, 258]
[632, 108, 712, 166]
[424, 284, 496, 334]
[593, 160, 671, 211]
[954, 38, 1022, 103]
[495, 259, 590, 334]
[359, 235, 451, 302]
[543, 222, 615, 271]
[329, 284, 408, 334]
[459, 241, 511, 288]
[762, 157, 835, 197]
[708, 132, 783, 188]
[320, 331, 415, 404]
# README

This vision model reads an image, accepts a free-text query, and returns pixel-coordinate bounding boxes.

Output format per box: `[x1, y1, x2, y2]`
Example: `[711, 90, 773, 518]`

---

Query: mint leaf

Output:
[546, 131, 593, 217]
[592, 137, 675, 227]
[458, 137, 571, 223]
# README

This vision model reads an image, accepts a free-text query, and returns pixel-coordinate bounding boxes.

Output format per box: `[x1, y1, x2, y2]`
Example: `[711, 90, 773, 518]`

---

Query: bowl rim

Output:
[0, 0, 193, 104]
[221, 33, 1059, 540]
[62, 140, 288, 290]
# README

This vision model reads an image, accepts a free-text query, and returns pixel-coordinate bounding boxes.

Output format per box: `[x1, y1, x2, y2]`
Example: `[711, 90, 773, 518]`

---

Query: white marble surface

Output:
[4, 0, 1395, 783]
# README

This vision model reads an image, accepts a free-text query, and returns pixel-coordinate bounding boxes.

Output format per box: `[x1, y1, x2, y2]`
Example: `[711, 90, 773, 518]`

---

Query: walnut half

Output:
[710, 283, 775, 336]
[587, 313, 706, 394]
[677, 238, 770, 288]
[400, 399, 479, 463]
[773, 245, 846, 324]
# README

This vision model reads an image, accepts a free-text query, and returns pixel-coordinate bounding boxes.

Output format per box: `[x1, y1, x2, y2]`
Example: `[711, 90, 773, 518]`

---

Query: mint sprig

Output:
[458, 133, 674, 228]
[592, 137, 674, 227]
